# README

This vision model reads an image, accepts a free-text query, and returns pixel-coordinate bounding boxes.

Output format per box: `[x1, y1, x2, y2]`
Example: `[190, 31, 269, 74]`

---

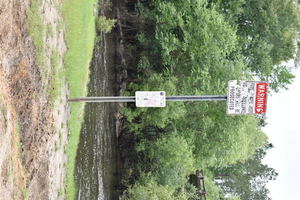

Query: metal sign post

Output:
[68, 80, 268, 115]
[68, 95, 227, 103]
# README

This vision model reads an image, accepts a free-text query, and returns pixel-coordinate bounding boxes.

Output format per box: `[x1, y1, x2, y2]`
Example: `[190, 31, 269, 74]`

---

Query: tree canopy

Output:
[212, 143, 278, 200]
[210, 0, 300, 91]
[119, 0, 298, 199]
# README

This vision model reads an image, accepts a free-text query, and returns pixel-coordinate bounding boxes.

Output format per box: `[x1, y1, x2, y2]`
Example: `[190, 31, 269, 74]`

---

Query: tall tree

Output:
[141, 134, 195, 191]
[212, 143, 278, 200]
[210, 0, 300, 91]
[176, 104, 268, 168]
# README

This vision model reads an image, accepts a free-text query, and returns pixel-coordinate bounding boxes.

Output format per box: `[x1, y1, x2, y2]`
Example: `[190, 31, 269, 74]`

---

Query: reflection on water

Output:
[75, 26, 119, 200]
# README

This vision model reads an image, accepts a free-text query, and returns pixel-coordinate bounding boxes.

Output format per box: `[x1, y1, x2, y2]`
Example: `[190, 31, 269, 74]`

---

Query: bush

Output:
[96, 16, 116, 33]
[121, 178, 198, 200]
[121, 180, 173, 200]
[145, 134, 195, 190]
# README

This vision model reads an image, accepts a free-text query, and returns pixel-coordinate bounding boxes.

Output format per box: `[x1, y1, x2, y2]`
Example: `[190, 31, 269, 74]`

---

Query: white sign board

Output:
[227, 80, 268, 115]
[135, 91, 166, 107]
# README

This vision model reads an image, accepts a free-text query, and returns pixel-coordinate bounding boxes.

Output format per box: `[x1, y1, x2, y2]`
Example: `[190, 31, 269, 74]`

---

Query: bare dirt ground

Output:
[0, 0, 68, 199]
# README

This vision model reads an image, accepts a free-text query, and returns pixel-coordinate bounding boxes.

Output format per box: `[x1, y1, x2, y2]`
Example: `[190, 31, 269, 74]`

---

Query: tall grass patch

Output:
[62, 0, 97, 199]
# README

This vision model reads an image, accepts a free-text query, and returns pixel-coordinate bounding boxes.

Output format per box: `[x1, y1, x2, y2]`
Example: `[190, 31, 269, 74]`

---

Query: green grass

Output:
[47, 23, 54, 38]
[27, 0, 45, 66]
[50, 51, 64, 105]
[62, 0, 97, 199]
[27, 0, 98, 199]
[27, 0, 64, 106]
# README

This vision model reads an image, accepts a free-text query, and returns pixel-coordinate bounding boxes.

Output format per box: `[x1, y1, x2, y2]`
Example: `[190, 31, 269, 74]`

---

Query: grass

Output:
[62, 0, 98, 199]
[47, 23, 54, 38]
[50, 51, 64, 105]
[27, 0, 45, 66]
[12, 120, 28, 200]
[27, 0, 98, 199]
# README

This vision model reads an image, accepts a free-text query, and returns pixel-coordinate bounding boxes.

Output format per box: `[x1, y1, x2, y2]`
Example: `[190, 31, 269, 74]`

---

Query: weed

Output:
[96, 16, 116, 33]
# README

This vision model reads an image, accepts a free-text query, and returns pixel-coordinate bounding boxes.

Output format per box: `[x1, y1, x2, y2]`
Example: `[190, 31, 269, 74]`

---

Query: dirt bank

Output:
[0, 0, 68, 199]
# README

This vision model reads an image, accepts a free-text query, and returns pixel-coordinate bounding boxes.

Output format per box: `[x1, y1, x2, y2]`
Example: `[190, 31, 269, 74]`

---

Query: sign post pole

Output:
[68, 95, 227, 103]
[68, 80, 268, 115]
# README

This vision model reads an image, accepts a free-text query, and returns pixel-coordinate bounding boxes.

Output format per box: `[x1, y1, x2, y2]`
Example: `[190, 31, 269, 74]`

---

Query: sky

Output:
[263, 63, 300, 200]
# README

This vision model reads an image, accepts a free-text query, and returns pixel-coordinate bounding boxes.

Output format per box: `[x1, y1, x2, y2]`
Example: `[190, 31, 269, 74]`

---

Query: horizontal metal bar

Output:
[68, 96, 136, 102]
[166, 95, 227, 101]
[68, 95, 227, 103]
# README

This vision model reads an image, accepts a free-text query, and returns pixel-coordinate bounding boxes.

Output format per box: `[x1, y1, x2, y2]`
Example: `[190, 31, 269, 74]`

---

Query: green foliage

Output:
[62, 0, 97, 199]
[121, 174, 199, 200]
[141, 0, 238, 75]
[174, 101, 268, 167]
[213, 143, 278, 200]
[122, 180, 174, 200]
[144, 135, 195, 190]
[226, 196, 242, 200]
[28, 1, 96, 199]
[188, 111, 266, 167]
[120, 0, 294, 198]
[27, 0, 45, 66]
[49, 51, 65, 106]
[96, 16, 116, 33]
[205, 177, 222, 200]
[267, 66, 295, 92]
[123, 73, 186, 132]
[173, 186, 200, 200]
[212, 0, 300, 91]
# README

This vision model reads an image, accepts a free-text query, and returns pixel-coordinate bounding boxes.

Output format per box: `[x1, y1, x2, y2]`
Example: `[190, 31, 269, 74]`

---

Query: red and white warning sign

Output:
[227, 80, 268, 115]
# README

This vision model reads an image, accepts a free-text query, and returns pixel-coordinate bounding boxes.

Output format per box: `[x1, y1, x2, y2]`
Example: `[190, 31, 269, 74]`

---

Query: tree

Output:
[142, 135, 195, 191]
[211, 0, 300, 91]
[267, 66, 295, 92]
[123, 0, 248, 132]
[141, 0, 239, 77]
[175, 102, 268, 168]
[119, 0, 287, 198]
[212, 143, 278, 200]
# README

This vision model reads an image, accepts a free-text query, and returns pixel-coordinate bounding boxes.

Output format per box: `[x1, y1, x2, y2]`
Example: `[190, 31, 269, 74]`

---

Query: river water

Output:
[75, 2, 120, 199]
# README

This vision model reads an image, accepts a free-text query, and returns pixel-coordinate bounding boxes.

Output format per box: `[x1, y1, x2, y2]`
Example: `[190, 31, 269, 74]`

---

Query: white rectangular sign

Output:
[135, 91, 166, 107]
[227, 80, 268, 115]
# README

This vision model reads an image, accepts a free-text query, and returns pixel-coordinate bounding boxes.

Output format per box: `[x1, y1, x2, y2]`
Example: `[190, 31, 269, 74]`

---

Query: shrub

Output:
[96, 16, 116, 33]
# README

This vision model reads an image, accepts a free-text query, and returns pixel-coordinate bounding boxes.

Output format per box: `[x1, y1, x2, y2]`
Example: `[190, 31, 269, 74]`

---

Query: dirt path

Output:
[0, 0, 69, 199]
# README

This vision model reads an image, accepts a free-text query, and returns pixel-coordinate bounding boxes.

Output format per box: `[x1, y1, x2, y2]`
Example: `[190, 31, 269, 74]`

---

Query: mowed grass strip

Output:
[62, 0, 97, 199]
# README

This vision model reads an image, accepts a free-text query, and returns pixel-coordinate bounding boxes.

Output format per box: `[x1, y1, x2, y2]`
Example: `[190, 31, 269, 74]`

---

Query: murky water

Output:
[75, 11, 120, 200]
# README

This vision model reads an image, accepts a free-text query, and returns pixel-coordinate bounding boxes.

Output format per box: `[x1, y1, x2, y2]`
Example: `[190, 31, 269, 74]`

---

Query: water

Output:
[75, 19, 120, 200]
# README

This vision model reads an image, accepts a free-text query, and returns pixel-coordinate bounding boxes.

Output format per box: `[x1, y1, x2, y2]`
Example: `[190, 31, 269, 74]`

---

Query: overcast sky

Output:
[263, 63, 300, 200]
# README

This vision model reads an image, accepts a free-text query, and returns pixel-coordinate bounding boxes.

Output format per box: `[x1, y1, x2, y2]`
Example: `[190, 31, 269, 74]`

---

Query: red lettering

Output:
[255, 83, 268, 114]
